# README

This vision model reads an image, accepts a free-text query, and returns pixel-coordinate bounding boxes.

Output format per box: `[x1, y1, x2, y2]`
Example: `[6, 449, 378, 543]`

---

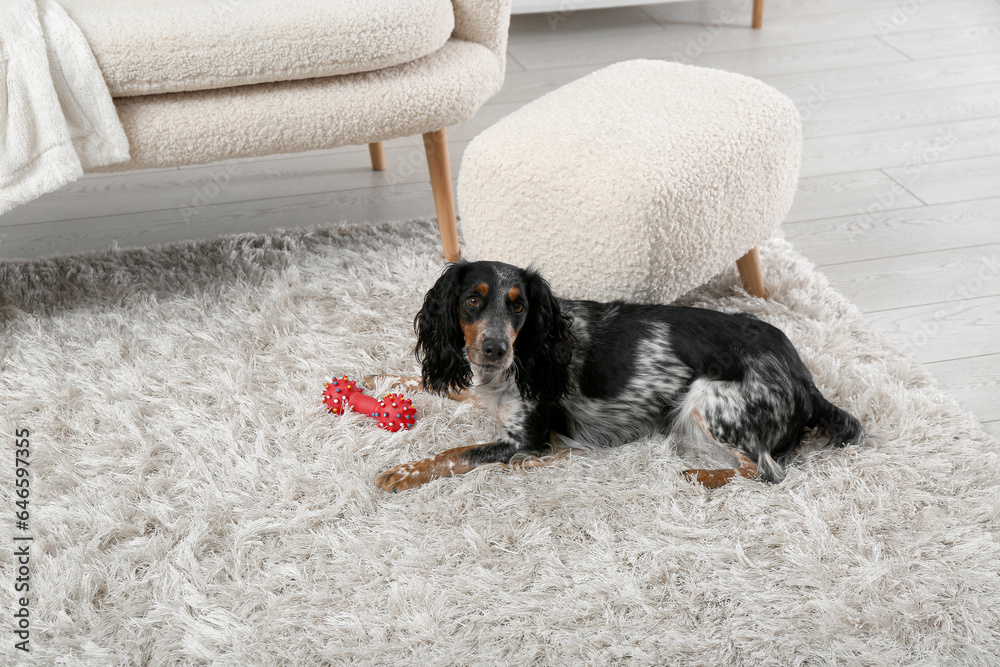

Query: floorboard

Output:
[884, 153, 1000, 205]
[643, 0, 1000, 46]
[797, 82, 1000, 139]
[508, 29, 910, 75]
[783, 198, 1000, 264]
[820, 244, 1000, 314]
[927, 354, 1000, 422]
[881, 22, 1000, 59]
[865, 295, 1000, 365]
[0, 183, 444, 260]
[784, 170, 924, 223]
[800, 117, 1000, 178]
[763, 53, 1000, 104]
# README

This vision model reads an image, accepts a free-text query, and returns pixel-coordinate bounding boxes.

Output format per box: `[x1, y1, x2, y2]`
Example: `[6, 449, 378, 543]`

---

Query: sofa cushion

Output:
[92, 39, 504, 172]
[60, 0, 456, 97]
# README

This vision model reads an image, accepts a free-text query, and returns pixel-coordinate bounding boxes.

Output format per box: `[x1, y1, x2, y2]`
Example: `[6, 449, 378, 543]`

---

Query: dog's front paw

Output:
[683, 468, 737, 489]
[375, 445, 480, 493]
[362, 375, 424, 393]
[375, 459, 435, 493]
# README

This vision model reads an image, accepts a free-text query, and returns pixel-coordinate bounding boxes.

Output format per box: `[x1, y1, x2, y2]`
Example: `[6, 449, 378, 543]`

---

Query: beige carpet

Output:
[1, 219, 998, 665]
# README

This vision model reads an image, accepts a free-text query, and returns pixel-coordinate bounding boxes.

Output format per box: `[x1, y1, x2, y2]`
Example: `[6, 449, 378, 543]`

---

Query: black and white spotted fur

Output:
[415, 260, 864, 484]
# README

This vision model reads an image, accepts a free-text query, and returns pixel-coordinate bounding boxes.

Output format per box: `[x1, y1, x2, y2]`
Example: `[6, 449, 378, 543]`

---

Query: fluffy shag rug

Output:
[1, 219, 998, 665]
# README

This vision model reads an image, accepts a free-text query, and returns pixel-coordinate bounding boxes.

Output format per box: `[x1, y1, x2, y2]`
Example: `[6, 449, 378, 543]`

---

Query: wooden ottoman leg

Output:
[368, 142, 387, 171]
[423, 129, 460, 262]
[752, 0, 764, 29]
[736, 246, 767, 298]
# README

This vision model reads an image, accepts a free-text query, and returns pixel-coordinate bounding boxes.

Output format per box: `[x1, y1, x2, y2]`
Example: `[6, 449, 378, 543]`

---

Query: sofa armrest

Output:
[452, 0, 512, 74]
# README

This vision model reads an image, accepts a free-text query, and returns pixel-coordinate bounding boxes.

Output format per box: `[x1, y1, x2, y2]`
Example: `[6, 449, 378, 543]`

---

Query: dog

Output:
[374, 260, 864, 493]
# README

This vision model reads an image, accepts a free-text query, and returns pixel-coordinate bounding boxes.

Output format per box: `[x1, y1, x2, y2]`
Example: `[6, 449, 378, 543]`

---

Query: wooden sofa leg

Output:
[423, 128, 460, 262]
[736, 246, 767, 298]
[752, 0, 763, 29]
[368, 142, 387, 171]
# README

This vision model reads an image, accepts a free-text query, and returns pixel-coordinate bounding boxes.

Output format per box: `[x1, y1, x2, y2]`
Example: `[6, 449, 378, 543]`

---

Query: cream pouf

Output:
[458, 60, 802, 302]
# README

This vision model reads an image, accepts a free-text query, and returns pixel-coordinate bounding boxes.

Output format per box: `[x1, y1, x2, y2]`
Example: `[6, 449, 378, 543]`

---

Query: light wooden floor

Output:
[2, 0, 998, 435]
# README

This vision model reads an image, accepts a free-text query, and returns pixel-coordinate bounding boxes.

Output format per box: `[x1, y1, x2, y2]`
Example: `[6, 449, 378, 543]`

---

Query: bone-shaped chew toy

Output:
[322, 376, 416, 432]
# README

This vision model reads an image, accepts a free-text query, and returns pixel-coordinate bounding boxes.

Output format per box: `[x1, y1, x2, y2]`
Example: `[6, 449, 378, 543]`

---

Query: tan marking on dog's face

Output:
[461, 319, 486, 354]
[504, 322, 517, 349]
[461, 315, 518, 369]
[466, 322, 518, 369]
[458, 274, 523, 369]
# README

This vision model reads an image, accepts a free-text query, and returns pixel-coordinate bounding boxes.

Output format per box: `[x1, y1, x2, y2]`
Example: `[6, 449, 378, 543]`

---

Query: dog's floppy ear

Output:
[513, 267, 573, 402]
[414, 261, 472, 395]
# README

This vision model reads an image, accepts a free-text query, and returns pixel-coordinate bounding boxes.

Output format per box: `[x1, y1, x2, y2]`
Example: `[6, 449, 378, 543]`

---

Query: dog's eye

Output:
[512, 302, 524, 314]
[467, 296, 480, 308]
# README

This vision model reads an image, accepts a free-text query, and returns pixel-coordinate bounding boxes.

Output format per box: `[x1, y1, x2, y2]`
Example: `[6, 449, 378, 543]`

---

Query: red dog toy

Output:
[322, 376, 416, 432]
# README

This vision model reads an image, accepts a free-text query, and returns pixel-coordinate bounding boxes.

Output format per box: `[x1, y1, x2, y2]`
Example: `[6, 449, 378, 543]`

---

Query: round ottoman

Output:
[457, 60, 801, 302]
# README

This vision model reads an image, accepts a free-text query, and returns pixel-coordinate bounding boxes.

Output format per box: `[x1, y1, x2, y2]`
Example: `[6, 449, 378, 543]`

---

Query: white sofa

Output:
[60, 0, 512, 262]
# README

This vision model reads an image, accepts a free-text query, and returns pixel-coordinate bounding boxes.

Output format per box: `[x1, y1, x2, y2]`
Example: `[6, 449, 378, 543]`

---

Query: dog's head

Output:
[414, 261, 573, 401]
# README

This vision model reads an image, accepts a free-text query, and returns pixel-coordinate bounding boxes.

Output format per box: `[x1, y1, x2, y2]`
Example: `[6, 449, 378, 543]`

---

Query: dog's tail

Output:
[808, 391, 865, 449]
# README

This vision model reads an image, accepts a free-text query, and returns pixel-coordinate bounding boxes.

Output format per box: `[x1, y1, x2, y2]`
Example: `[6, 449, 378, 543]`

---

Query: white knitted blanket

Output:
[0, 0, 128, 215]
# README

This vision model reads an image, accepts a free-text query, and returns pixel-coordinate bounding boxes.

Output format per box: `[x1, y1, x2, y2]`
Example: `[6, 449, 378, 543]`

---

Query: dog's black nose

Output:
[482, 338, 508, 360]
